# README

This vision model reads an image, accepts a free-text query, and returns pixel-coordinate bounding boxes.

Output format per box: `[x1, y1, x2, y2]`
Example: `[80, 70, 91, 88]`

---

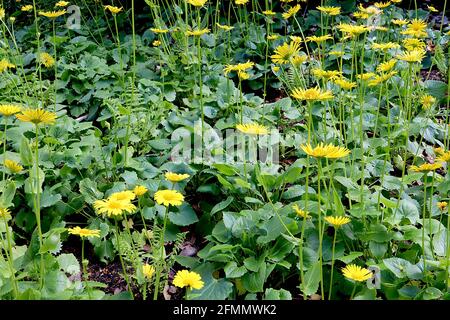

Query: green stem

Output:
[153, 206, 169, 300]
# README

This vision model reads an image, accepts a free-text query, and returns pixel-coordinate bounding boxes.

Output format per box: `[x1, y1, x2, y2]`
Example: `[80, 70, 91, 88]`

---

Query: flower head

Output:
[0, 59, 15, 73]
[337, 23, 370, 37]
[317, 6, 341, 16]
[437, 201, 448, 211]
[291, 87, 333, 101]
[403, 38, 425, 51]
[0, 208, 11, 220]
[186, 0, 208, 7]
[216, 23, 233, 31]
[377, 59, 397, 72]
[334, 78, 357, 90]
[342, 264, 373, 282]
[392, 19, 408, 26]
[371, 42, 400, 51]
[165, 172, 190, 182]
[282, 4, 300, 20]
[235, 0, 249, 4]
[185, 28, 210, 36]
[93, 198, 136, 218]
[38, 10, 66, 18]
[104, 5, 122, 14]
[21, 5, 33, 12]
[306, 34, 333, 43]
[271, 41, 301, 64]
[4, 159, 23, 174]
[142, 264, 155, 278]
[0, 104, 21, 117]
[293, 204, 310, 219]
[396, 49, 426, 63]
[16, 109, 57, 125]
[109, 190, 136, 202]
[374, 1, 391, 8]
[236, 123, 268, 135]
[150, 28, 169, 34]
[300, 143, 350, 159]
[154, 190, 184, 206]
[223, 61, 254, 75]
[173, 270, 204, 290]
[133, 185, 148, 197]
[39, 52, 55, 68]
[420, 95, 436, 109]
[427, 5, 438, 13]
[55, 1, 70, 7]
[152, 40, 161, 46]
[67, 226, 101, 238]
[312, 68, 342, 81]
[262, 10, 276, 16]
[324, 216, 351, 227]
[437, 151, 450, 163]
[409, 162, 442, 172]
[401, 19, 427, 38]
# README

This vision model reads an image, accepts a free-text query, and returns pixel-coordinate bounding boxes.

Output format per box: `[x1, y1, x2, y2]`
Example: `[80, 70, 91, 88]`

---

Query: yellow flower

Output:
[358, 4, 381, 15]
[434, 147, 445, 155]
[396, 49, 426, 63]
[223, 61, 254, 75]
[173, 270, 204, 290]
[357, 73, 376, 81]
[67, 226, 101, 238]
[142, 264, 155, 278]
[93, 198, 136, 217]
[282, 4, 300, 20]
[377, 59, 397, 72]
[402, 38, 425, 51]
[342, 264, 373, 282]
[165, 172, 190, 182]
[104, 5, 122, 14]
[353, 11, 369, 19]
[392, 19, 408, 26]
[271, 41, 301, 64]
[38, 10, 66, 18]
[0, 59, 15, 73]
[55, 1, 70, 7]
[154, 190, 184, 206]
[237, 71, 250, 80]
[300, 143, 350, 159]
[334, 78, 357, 90]
[337, 23, 370, 37]
[329, 51, 345, 57]
[16, 109, 57, 125]
[324, 216, 351, 227]
[292, 204, 310, 219]
[0, 8, 4, 20]
[371, 42, 400, 51]
[290, 36, 303, 44]
[133, 185, 148, 197]
[4, 159, 23, 174]
[21, 5, 33, 12]
[437, 151, 450, 163]
[312, 68, 342, 80]
[409, 162, 442, 172]
[317, 6, 341, 16]
[150, 28, 169, 34]
[0, 208, 11, 220]
[291, 87, 333, 101]
[437, 201, 448, 211]
[109, 190, 136, 202]
[391, 0, 402, 3]
[216, 23, 233, 31]
[306, 34, 333, 43]
[401, 19, 427, 38]
[262, 10, 276, 16]
[185, 28, 210, 36]
[0, 104, 21, 117]
[235, 0, 249, 4]
[236, 123, 268, 135]
[368, 72, 397, 87]
[420, 95, 436, 109]
[427, 5, 438, 13]
[374, 1, 391, 9]
[267, 34, 279, 40]
[186, 0, 208, 7]
[291, 54, 307, 66]
[152, 40, 161, 46]
[39, 52, 55, 68]
[272, 66, 280, 72]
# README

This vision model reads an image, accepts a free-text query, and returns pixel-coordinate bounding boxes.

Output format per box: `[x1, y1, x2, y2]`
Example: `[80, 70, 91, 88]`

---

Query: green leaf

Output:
[79, 178, 104, 204]
[224, 261, 247, 278]
[210, 196, 234, 216]
[300, 260, 321, 296]
[57, 253, 80, 275]
[383, 257, 422, 280]
[337, 252, 363, 264]
[168, 203, 199, 226]
[242, 263, 267, 293]
[190, 263, 233, 300]
[263, 288, 292, 300]
[20, 137, 33, 166]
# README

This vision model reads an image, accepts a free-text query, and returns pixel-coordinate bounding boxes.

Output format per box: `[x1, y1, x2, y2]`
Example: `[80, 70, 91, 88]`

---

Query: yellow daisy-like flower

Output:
[109, 190, 136, 202]
[185, 28, 210, 36]
[16, 109, 57, 125]
[267, 34, 280, 40]
[306, 34, 333, 43]
[409, 162, 442, 172]
[67, 226, 101, 238]
[337, 23, 370, 37]
[434, 147, 445, 155]
[223, 61, 254, 75]
[374, 1, 391, 8]
[186, 0, 208, 7]
[237, 71, 250, 80]
[21, 5, 33, 12]
[401, 19, 427, 38]
[312, 68, 342, 81]
[152, 40, 161, 46]
[282, 4, 301, 20]
[104, 5, 122, 14]
[150, 28, 169, 34]
[39, 52, 55, 68]
[173, 270, 204, 290]
[291, 87, 333, 101]
[300, 143, 350, 159]
[290, 36, 303, 44]
[371, 42, 400, 51]
[367, 71, 398, 87]
[396, 49, 426, 63]
[0, 8, 5, 20]
[402, 38, 426, 51]
[271, 41, 301, 64]
[142, 264, 155, 278]
[358, 4, 381, 15]
[427, 5, 438, 13]
[317, 6, 341, 16]
[0, 207, 11, 220]
[377, 59, 397, 72]
[262, 10, 276, 16]
[154, 190, 184, 206]
[133, 185, 148, 197]
[391, 0, 402, 3]
[38, 10, 66, 19]
[334, 78, 357, 90]
[342, 264, 373, 282]
[437, 201, 448, 211]
[272, 66, 280, 73]
[0, 59, 15, 73]
[353, 11, 369, 19]
[236, 123, 268, 135]
[4, 159, 23, 174]
[216, 23, 233, 31]
[0, 104, 21, 117]
[165, 172, 190, 182]
[55, 1, 70, 7]
[291, 54, 308, 66]
[420, 95, 436, 110]
[324, 215, 351, 227]
[437, 151, 450, 163]
[392, 19, 409, 26]
[357, 73, 376, 81]
[292, 204, 310, 219]
[93, 198, 136, 217]
[235, 0, 249, 4]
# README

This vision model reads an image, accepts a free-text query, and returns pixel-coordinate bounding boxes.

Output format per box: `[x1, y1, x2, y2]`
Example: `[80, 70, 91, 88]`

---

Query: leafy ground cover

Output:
[1, 0, 450, 300]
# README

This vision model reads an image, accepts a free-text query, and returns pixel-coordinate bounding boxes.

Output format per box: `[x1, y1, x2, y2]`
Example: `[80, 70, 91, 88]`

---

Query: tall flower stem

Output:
[422, 174, 428, 285]
[2, 216, 18, 298]
[81, 238, 92, 299]
[328, 228, 337, 300]
[33, 124, 44, 290]
[153, 206, 169, 300]
[114, 219, 134, 299]
[317, 160, 324, 300]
